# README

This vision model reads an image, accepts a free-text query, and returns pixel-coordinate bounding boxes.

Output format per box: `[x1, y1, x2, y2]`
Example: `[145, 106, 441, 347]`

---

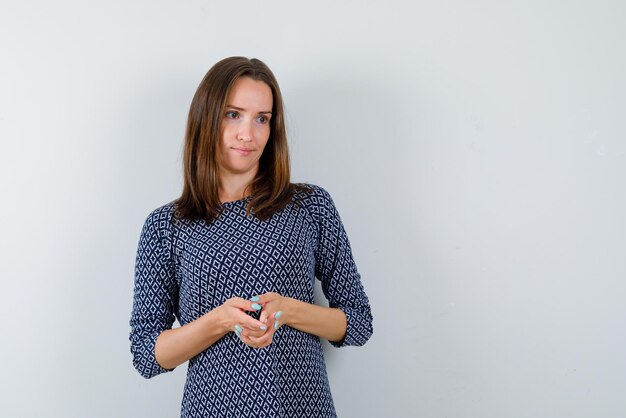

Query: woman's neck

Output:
[218, 170, 256, 203]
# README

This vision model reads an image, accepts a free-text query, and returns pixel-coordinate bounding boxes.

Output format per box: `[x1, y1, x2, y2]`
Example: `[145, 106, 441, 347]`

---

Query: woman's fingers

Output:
[232, 310, 267, 336]
[227, 293, 287, 348]
[236, 313, 276, 348]
[257, 308, 284, 332]
[227, 297, 263, 313]
[250, 292, 280, 305]
[242, 331, 274, 348]
[242, 323, 268, 338]
[259, 309, 269, 324]
[220, 299, 265, 334]
[272, 310, 283, 331]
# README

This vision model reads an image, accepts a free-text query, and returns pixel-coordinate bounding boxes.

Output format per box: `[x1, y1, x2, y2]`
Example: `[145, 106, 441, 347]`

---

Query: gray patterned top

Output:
[130, 184, 373, 417]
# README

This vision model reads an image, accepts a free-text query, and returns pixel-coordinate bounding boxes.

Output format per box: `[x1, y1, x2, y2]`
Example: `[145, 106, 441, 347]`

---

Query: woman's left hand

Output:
[239, 291, 348, 348]
[239, 292, 292, 349]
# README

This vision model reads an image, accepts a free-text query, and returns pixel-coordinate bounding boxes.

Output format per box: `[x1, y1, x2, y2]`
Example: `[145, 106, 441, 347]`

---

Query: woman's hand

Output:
[237, 292, 293, 349]
[255, 292, 291, 331]
[256, 292, 348, 344]
[154, 296, 268, 370]
[215, 297, 268, 339]
[230, 292, 348, 349]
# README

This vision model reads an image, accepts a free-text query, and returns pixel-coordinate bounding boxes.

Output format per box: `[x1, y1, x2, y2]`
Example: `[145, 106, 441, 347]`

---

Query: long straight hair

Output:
[176, 56, 309, 223]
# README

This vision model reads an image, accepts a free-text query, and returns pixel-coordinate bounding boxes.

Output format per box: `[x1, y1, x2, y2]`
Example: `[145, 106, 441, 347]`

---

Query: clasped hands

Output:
[217, 292, 291, 349]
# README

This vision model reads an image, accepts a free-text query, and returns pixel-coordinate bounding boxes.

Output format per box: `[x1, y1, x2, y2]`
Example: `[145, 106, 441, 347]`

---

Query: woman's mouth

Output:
[232, 147, 253, 156]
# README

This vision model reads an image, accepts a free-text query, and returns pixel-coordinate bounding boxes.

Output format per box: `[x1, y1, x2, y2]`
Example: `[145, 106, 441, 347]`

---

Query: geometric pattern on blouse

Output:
[130, 184, 373, 417]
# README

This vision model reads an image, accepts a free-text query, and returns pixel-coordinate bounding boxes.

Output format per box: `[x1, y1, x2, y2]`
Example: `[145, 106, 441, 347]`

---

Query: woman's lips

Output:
[232, 147, 253, 156]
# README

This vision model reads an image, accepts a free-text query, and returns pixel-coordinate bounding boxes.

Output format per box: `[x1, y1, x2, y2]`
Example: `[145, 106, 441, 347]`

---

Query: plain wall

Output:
[1, 1, 625, 417]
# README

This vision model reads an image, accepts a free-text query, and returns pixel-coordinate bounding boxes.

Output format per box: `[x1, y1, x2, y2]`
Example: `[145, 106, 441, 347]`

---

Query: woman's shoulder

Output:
[292, 183, 334, 204]
[142, 200, 178, 232]
[291, 183, 339, 220]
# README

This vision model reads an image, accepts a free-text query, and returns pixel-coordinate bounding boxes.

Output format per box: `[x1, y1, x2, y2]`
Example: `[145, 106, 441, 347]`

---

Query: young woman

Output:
[130, 56, 373, 417]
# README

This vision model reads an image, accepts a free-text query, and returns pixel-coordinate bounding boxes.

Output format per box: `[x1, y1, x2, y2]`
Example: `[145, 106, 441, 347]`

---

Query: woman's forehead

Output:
[226, 77, 273, 111]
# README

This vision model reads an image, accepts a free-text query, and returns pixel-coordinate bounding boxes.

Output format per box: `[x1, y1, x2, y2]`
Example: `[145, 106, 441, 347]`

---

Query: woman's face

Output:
[217, 76, 273, 179]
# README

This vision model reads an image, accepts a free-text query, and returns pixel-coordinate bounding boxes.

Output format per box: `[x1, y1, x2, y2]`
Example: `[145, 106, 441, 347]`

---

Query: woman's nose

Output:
[237, 120, 253, 142]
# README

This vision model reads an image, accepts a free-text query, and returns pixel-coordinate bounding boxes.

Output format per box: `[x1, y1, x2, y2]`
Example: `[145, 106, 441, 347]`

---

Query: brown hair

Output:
[176, 56, 309, 223]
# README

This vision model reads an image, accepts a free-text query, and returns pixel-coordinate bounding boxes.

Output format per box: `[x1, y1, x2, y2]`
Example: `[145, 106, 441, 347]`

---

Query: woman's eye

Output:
[257, 115, 270, 124]
[225, 111, 238, 119]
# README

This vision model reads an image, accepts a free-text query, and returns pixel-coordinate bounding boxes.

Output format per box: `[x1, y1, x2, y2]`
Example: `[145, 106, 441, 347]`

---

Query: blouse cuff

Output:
[329, 306, 373, 348]
[131, 330, 174, 379]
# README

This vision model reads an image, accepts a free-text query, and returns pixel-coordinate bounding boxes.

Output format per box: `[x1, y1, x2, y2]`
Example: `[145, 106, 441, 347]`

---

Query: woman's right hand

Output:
[216, 297, 269, 343]
[154, 296, 268, 370]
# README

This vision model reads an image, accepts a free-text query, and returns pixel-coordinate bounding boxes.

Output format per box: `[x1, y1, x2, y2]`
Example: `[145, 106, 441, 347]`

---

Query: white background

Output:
[1, 1, 625, 417]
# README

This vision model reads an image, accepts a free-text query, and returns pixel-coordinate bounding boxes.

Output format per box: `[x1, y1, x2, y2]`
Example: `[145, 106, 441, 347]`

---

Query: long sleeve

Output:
[129, 205, 179, 378]
[312, 187, 373, 347]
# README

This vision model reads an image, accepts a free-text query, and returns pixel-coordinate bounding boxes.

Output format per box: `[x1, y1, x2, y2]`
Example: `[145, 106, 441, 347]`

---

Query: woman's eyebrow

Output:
[225, 104, 272, 114]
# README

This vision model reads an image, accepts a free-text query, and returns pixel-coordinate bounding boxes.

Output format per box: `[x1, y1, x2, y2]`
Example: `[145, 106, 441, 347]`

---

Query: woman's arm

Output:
[285, 299, 347, 343]
[155, 298, 267, 370]
[243, 293, 347, 347]
[246, 186, 373, 349]
[312, 187, 373, 347]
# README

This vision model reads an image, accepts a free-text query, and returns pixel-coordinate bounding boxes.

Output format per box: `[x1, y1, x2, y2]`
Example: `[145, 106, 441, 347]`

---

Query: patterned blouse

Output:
[130, 184, 373, 417]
